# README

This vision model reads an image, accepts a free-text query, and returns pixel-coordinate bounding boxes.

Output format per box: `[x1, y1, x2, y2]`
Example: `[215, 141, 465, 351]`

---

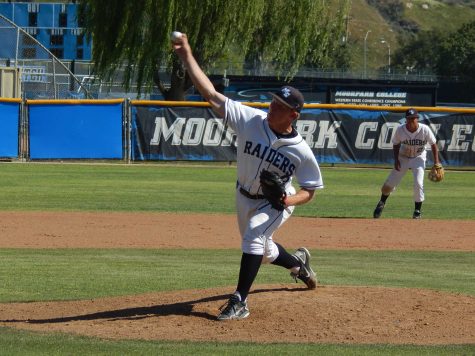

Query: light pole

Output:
[381, 40, 391, 74]
[364, 30, 371, 77]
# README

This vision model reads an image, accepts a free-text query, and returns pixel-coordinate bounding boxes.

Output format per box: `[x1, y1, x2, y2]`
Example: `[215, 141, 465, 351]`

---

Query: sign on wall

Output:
[132, 104, 475, 166]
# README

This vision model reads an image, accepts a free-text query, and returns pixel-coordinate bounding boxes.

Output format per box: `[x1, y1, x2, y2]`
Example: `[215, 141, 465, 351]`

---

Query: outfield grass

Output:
[0, 163, 473, 355]
[0, 249, 473, 303]
[0, 163, 474, 219]
[0, 326, 472, 356]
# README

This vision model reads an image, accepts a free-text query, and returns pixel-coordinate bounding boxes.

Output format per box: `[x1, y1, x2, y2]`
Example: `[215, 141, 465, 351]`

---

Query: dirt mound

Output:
[1, 285, 474, 345]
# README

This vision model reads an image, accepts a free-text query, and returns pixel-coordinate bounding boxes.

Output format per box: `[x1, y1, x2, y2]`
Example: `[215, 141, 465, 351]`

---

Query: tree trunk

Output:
[153, 58, 192, 101]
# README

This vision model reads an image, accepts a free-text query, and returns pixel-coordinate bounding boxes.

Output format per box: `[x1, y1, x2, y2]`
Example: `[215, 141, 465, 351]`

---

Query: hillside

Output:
[348, 0, 475, 73]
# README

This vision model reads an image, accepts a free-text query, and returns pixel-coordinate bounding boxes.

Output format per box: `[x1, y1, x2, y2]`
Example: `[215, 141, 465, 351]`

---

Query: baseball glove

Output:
[428, 163, 444, 182]
[259, 170, 287, 211]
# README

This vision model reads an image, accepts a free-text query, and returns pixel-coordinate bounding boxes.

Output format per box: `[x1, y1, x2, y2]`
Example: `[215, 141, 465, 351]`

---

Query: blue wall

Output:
[0, 101, 19, 158]
[29, 103, 123, 159]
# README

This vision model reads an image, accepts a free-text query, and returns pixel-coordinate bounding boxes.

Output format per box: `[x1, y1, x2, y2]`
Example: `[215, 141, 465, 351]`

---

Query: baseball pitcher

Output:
[172, 32, 323, 321]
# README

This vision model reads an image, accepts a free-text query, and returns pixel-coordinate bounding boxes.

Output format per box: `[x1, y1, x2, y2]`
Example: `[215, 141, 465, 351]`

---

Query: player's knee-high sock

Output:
[415, 201, 422, 210]
[271, 242, 299, 269]
[380, 194, 389, 203]
[236, 253, 262, 301]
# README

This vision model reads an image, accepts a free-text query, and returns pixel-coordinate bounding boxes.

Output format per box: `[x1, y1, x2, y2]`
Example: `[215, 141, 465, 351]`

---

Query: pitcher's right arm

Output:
[172, 33, 226, 118]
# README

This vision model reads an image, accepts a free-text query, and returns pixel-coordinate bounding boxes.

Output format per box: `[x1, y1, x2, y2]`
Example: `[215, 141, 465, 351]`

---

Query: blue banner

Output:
[132, 105, 236, 161]
[132, 104, 475, 166]
[29, 103, 123, 159]
[0, 101, 19, 158]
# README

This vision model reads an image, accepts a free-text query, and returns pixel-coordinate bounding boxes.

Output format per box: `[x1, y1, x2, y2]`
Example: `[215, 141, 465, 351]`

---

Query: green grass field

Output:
[0, 163, 474, 355]
[0, 163, 474, 218]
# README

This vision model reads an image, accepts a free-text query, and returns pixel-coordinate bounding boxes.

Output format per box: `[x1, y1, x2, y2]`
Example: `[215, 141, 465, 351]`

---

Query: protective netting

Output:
[0, 14, 90, 99]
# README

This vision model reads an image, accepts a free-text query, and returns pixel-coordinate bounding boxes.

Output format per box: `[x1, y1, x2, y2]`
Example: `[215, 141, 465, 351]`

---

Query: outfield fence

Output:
[2, 98, 475, 167]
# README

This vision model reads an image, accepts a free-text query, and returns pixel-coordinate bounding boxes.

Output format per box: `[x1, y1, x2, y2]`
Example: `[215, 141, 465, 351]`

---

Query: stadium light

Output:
[381, 40, 391, 74]
[364, 30, 371, 78]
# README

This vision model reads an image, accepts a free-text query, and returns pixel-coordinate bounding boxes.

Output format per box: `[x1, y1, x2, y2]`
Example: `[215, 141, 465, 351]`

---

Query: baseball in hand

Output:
[170, 31, 183, 43]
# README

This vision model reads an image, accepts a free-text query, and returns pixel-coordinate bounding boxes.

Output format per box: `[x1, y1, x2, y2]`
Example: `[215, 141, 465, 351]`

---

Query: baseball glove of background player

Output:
[428, 163, 444, 182]
[260, 170, 286, 211]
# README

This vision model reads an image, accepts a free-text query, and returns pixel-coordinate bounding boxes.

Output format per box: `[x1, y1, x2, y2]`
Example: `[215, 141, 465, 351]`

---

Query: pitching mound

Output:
[1, 285, 474, 345]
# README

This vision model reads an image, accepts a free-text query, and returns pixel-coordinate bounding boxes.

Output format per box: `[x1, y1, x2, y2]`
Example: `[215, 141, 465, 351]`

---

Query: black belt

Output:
[239, 187, 265, 200]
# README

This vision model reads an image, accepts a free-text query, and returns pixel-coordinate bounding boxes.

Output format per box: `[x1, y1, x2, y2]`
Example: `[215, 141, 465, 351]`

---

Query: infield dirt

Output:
[0, 212, 474, 344]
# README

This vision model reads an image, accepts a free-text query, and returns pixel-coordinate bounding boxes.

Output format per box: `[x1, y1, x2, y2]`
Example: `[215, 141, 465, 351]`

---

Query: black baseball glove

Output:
[259, 170, 287, 211]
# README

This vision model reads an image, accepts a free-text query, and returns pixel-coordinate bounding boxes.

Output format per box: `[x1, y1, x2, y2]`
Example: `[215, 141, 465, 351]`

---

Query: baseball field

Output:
[0, 163, 474, 355]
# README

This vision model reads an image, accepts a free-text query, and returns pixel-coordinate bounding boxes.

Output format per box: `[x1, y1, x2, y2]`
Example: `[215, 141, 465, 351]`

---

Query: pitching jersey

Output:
[392, 123, 436, 159]
[224, 99, 323, 195]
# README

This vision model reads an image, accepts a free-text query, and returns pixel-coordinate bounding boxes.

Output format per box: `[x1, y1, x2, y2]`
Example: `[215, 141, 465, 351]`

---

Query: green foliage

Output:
[392, 30, 443, 73]
[345, 0, 475, 73]
[392, 19, 475, 83]
[437, 21, 475, 80]
[79, 0, 350, 96]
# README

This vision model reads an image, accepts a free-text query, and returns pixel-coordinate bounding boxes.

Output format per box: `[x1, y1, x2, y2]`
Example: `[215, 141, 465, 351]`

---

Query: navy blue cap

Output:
[270, 86, 305, 112]
[406, 108, 419, 118]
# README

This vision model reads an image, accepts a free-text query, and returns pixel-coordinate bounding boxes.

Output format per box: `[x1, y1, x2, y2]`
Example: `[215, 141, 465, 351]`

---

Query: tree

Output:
[437, 20, 475, 82]
[79, 0, 350, 100]
[391, 20, 475, 85]
[391, 30, 443, 74]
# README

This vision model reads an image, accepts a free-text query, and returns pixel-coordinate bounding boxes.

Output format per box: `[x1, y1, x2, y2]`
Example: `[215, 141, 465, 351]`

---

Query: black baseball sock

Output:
[271, 243, 299, 269]
[380, 194, 389, 203]
[236, 253, 263, 302]
[415, 201, 422, 210]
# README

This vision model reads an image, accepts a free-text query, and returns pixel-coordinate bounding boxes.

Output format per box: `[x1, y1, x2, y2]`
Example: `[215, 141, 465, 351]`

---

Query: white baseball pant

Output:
[384, 155, 426, 202]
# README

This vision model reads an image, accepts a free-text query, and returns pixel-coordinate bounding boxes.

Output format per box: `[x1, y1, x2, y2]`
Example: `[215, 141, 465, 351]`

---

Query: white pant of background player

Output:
[384, 155, 426, 202]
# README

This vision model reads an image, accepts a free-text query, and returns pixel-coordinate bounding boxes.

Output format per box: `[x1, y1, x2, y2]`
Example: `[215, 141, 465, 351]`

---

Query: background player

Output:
[373, 108, 441, 219]
[172, 33, 324, 321]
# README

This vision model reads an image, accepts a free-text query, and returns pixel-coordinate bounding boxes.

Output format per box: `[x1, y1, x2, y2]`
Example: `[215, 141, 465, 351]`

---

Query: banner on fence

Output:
[132, 105, 236, 161]
[132, 104, 475, 166]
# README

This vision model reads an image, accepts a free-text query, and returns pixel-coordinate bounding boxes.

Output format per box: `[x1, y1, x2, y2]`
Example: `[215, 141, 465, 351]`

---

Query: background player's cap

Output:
[405, 108, 419, 118]
[270, 86, 305, 112]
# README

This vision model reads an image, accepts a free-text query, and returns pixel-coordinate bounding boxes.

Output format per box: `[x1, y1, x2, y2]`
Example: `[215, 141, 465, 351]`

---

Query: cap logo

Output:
[282, 87, 291, 98]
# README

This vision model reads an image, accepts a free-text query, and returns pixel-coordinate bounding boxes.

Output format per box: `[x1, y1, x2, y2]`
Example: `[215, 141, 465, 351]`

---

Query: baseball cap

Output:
[405, 108, 419, 118]
[270, 86, 305, 112]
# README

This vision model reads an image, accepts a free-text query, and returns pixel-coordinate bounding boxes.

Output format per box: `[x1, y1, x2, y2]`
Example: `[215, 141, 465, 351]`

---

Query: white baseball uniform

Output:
[224, 99, 323, 263]
[384, 122, 436, 202]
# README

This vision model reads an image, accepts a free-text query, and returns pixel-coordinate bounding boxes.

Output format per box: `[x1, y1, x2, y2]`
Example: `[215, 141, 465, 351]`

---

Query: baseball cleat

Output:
[291, 247, 317, 289]
[413, 210, 422, 219]
[373, 201, 385, 218]
[217, 293, 250, 321]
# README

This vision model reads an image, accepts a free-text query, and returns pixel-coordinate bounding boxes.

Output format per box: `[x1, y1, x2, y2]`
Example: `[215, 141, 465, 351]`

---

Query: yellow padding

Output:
[27, 99, 125, 105]
[0, 98, 21, 103]
[130, 100, 475, 113]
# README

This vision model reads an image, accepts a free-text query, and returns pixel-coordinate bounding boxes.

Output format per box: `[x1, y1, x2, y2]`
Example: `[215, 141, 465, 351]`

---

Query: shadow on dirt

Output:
[1, 287, 303, 324]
